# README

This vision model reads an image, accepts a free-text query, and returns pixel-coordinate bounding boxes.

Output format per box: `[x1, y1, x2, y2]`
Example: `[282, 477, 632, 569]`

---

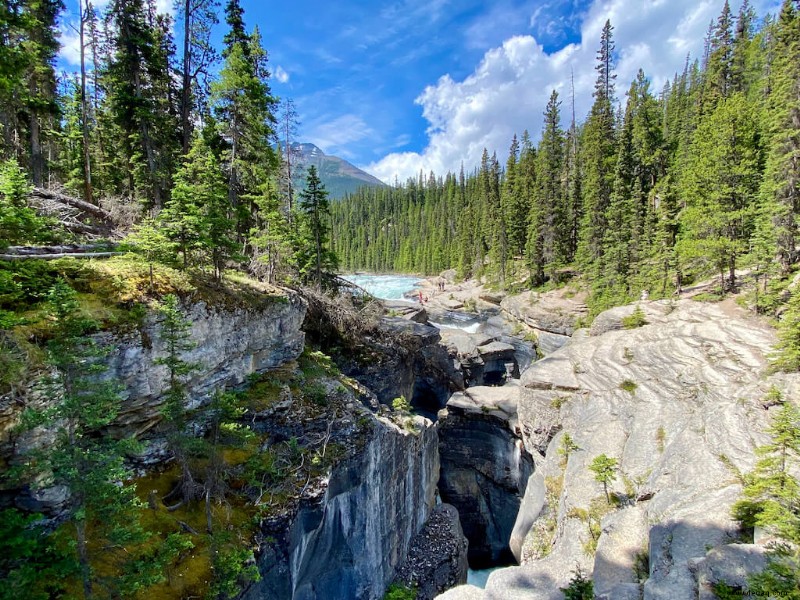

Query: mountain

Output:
[290, 143, 387, 199]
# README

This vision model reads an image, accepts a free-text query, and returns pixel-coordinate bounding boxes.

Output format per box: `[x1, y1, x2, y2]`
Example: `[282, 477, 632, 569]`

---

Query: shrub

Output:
[621, 305, 648, 329]
[560, 568, 594, 600]
[384, 583, 417, 600]
[392, 395, 411, 413]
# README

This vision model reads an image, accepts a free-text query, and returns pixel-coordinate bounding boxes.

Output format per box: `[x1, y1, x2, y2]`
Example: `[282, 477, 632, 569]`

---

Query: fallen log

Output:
[3, 244, 118, 256]
[31, 187, 114, 222]
[0, 252, 123, 261]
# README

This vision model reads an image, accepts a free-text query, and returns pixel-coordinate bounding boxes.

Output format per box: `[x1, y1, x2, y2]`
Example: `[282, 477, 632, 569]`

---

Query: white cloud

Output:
[366, 0, 780, 184]
[274, 65, 290, 84]
[307, 114, 376, 159]
[59, 0, 175, 67]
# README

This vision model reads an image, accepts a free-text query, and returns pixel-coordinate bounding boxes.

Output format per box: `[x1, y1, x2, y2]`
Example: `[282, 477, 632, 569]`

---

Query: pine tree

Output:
[502, 135, 527, 258]
[702, 0, 734, 111]
[20, 281, 160, 598]
[212, 14, 278, 241]
[155, 294, 202, 506]
[104, 0, 179, 207]
[178, 0, 218, 153]
[529, 90, 566, 284]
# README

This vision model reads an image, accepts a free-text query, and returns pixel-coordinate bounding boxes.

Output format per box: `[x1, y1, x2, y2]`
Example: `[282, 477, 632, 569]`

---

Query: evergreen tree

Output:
[22, 282, 157, 598]
[211, 14, 278, 241]
[502, 135, 527, 258]
[297, 165, 336, 287]
[758, 0, 800, 273]
[678, 93, 762, 290]
[702, 0, 734, 111]
[577, 20, 617, 276]
[104, 0, 179, 207]
[589, 454, 618, 504]
[178, 0, 218, 153]
[528, 90, 566, 284]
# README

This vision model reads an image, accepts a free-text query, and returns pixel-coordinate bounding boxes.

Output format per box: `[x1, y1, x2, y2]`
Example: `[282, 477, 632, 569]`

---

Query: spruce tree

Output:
[679, 93, 762, 290]
[22, 282, 150, 598]
[758, 0, 799, 274]
[577, 20, 617, 277]
[298, 165, 336, 288]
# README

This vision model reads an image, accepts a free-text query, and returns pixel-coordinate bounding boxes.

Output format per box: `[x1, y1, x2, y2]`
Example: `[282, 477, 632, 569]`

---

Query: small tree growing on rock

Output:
[732, 400, 800, 596]
[589, 454, 618, 504]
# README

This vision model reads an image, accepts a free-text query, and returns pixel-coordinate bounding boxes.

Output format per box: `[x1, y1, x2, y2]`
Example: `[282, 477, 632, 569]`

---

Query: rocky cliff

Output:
[244, 414, 440, 600]
[438, 384, 533, 569]
[2, 291, 308, 505]
[439, 299, 798, 600]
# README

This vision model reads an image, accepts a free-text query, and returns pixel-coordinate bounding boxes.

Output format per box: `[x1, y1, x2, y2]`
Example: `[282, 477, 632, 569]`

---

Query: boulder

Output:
[693, 544, 769, 600]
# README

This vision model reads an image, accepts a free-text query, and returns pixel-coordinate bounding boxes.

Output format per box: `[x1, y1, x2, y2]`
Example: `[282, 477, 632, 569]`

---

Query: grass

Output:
[620, 379, 638, 394]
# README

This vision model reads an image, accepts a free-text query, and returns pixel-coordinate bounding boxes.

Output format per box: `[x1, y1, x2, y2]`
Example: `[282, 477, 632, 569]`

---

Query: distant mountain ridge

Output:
[290, 143, 386, 199]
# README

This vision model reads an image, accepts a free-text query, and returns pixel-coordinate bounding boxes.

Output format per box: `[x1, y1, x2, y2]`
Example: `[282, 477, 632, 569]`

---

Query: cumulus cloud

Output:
[365, 0, 779, 184]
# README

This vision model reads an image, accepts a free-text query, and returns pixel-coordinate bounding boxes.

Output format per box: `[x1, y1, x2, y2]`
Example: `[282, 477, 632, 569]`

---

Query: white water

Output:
[341, 274, 485, 333]
[340, 274, 421, 301]
[429, 320, 482, 333]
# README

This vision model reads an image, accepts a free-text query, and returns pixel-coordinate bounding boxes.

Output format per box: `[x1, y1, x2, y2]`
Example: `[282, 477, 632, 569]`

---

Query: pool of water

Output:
[339, 274, 421, 301]
[467, 567, 503, 589]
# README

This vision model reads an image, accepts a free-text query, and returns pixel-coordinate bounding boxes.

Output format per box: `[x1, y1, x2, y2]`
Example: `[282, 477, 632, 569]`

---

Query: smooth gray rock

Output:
[596, 583, 643, 600]
[693, 544, 769, 600]
[492, 299, 797, 600]
[500, 290, 588, 348]
[435, 585, 486, 600]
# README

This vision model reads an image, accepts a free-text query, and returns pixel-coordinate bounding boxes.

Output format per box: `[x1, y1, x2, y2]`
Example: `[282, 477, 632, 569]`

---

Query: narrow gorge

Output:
[2, 274, 795, 600]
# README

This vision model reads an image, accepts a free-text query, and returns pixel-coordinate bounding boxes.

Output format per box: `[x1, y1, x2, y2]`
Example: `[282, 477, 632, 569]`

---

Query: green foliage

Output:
[0, 509, 76, 600]
[15, 280, 173, 597]
[732, 399, 800, 596]
[589, 454, 619, 503]
[560, 567, 594, 600]
[620, 379, 637, 393]
[384, 583, 418, 600]
[392, 395, 412, 413]
[297, 165, 338, 288]
[622, 305, 648, 329]
[712, 582, 744, 600]
[772, 288, 800, 372]
[206, 535, 261, 600]
[559, 432, 579, 465]
[0, 159, 51, 249]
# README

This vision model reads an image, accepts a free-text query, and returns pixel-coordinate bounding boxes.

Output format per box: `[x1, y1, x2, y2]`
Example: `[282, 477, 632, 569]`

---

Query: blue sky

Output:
[59, 0, 780, 183]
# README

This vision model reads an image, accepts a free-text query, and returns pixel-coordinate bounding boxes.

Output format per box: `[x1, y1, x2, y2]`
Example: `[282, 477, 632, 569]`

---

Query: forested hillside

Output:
[331, 0, 800, 314]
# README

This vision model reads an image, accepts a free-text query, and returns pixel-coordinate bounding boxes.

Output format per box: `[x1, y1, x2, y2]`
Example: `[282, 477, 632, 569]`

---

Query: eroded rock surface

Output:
[438, 384, 533, 568]
[439, 299, 799, 600]
[500, 289, 588, 355]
